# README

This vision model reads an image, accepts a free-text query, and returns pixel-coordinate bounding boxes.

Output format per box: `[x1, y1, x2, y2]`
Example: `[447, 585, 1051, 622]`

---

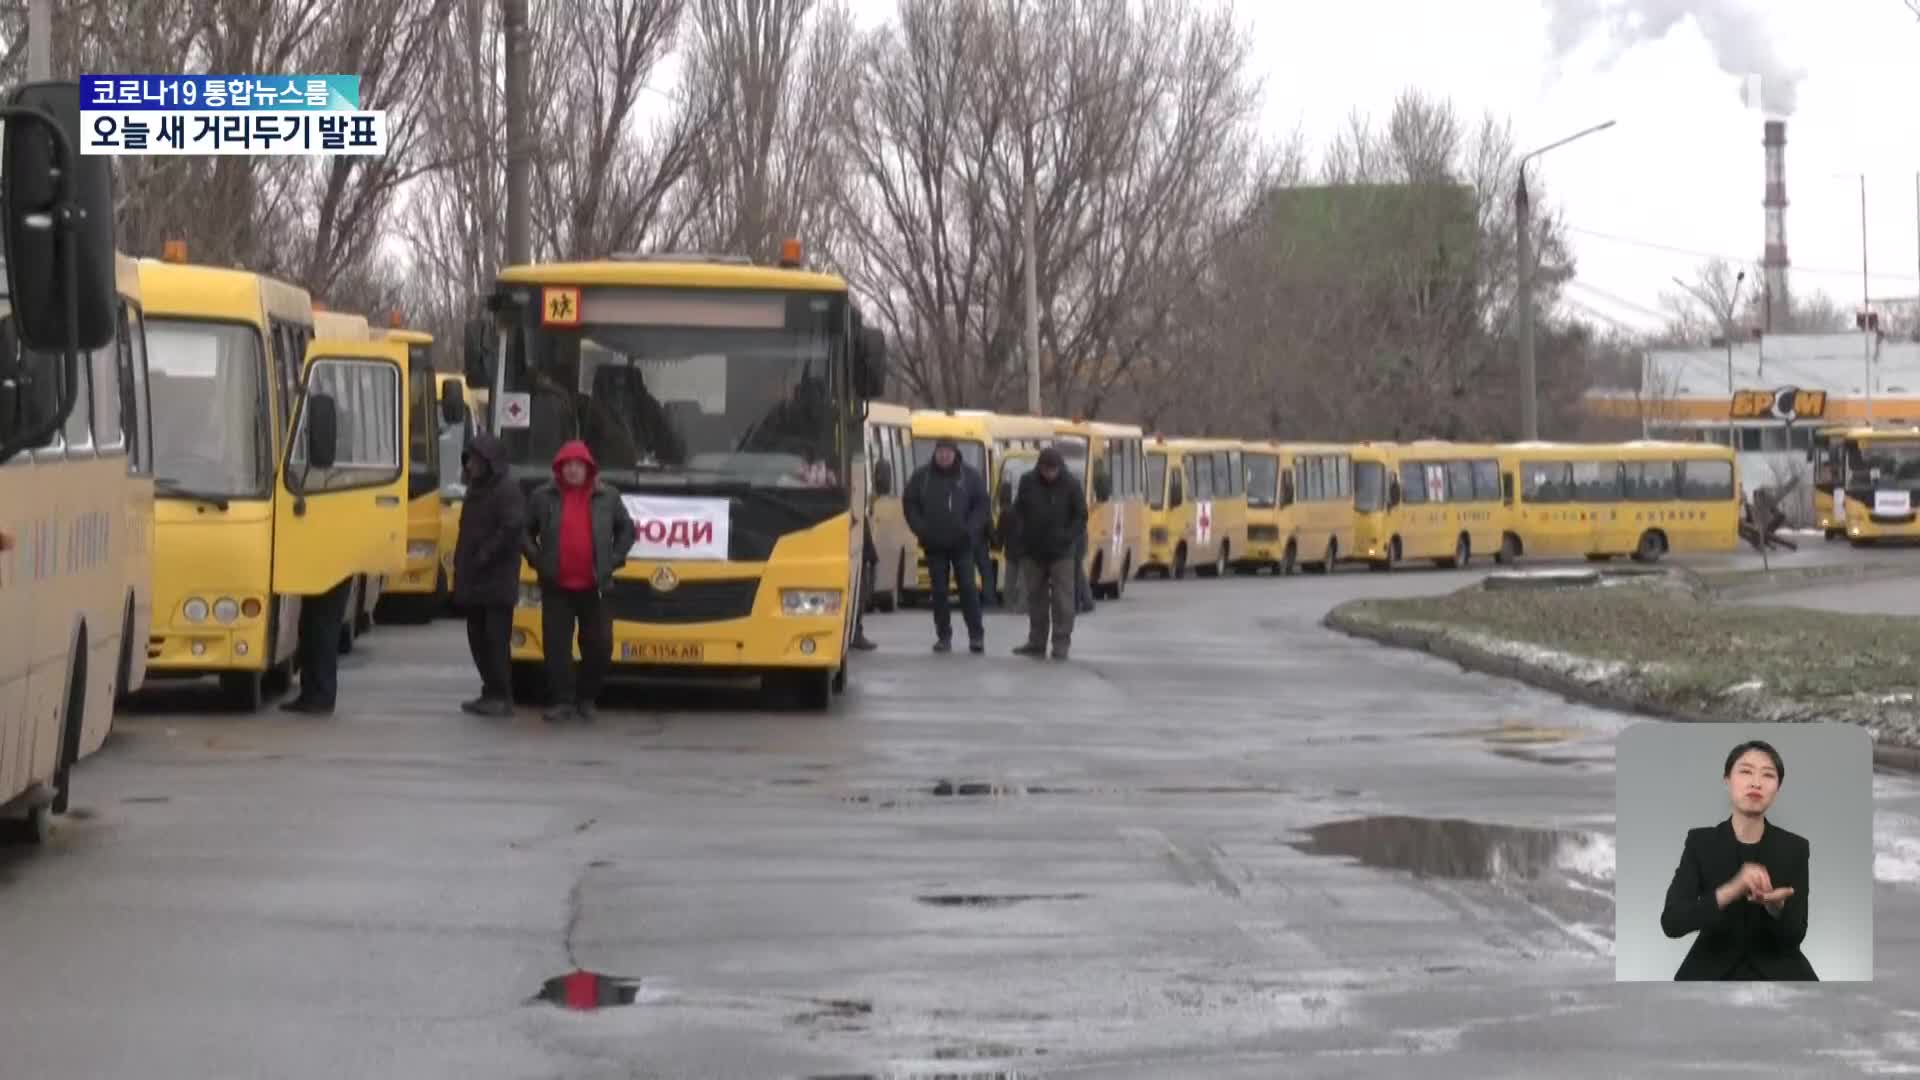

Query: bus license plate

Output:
[622, 641, 703, 663]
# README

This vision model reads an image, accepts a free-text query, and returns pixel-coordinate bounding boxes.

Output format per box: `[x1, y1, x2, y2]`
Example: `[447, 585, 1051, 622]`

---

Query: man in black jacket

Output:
[1011, 447, 1087, 660]
[452, 432, 527, 717]
[903, 438, 988, 653]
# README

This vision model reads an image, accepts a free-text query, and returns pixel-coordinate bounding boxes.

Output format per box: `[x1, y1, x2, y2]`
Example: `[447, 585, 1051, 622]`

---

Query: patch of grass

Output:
[1345, 584, 1920, 708]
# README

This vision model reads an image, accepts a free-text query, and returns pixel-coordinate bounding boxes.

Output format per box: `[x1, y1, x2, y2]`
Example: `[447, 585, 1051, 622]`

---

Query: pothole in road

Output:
[917, 892, 1089, 908]
[1288, 815, 1607, 884]
[531, 969, 642, 1010]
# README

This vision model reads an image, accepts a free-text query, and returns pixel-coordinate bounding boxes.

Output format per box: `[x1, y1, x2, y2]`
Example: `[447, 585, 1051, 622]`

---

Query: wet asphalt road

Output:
[4, 550, 1920, 1079]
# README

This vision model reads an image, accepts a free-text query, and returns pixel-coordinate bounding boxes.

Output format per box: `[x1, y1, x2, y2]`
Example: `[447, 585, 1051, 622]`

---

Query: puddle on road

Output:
[1289, 815, 1603, 883]
[1491, 746, 1600, 768]
[532, 969, 642, 1010]
[917, 892, 1089, 908]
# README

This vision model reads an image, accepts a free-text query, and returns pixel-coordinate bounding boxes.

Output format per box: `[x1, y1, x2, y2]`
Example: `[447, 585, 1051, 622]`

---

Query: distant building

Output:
[1586, 329, 1920, 496]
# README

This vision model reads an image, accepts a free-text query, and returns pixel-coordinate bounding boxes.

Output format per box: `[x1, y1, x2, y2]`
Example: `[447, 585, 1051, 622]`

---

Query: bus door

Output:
[274, 340, 411, 597]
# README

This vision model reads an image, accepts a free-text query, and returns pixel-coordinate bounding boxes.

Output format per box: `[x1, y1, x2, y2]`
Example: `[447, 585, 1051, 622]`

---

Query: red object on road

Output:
[563, 969, 598, 1010]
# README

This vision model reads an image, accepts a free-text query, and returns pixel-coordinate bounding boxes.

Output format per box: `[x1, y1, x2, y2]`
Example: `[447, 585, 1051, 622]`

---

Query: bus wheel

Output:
[1496, 533, 1520, 565]
[220, 671, 266, 712]
[510, 662, 546, 706]
[773, 670, 832, 711]
[52, 636, 88, 815]
[1632, 530, 1666, 563]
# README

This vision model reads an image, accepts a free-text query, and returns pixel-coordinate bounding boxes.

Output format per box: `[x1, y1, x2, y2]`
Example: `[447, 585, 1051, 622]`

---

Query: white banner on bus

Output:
[1874, 489, 1910, 516]
[622, 495, 730, 561]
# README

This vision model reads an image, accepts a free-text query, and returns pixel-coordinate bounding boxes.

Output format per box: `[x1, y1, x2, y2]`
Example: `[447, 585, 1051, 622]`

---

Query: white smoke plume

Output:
[1545, 0, 1805, 116]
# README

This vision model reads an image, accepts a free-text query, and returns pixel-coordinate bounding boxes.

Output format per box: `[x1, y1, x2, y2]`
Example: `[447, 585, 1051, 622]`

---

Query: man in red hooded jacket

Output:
[523, 440, 637, 722]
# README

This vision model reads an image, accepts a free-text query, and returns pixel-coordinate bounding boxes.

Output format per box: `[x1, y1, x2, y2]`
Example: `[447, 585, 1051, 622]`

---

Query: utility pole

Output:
[28, 0, 50, 80]
[1727, 271, 1745, 451]
[1515, 171, 1537, 440]
[1022, 163, 1040, 417]
[503, 0, 530, 266]
[1513, 120, 1616, 441]
[1862, 175, 1873, 422]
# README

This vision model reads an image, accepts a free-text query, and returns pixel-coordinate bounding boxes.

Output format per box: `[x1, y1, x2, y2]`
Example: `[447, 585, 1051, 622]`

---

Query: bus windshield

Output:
[1146, 451, 1168, 510]
[496, 287, 847, 491]
[1245, 453, 1278, 508]
[145, 317, 271, 499]
[1846, 439, 1920, 491]
[910, 437, 985, 474]
[1353, 460, 1388, 512]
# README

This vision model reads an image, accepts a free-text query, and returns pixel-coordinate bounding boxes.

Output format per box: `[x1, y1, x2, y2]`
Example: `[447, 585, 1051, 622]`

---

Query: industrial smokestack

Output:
[1762, 119, 1790, 332]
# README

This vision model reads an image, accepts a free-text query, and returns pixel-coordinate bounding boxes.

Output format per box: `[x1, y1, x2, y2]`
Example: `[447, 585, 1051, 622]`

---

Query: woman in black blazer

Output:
[1660, 739, 1819, 980]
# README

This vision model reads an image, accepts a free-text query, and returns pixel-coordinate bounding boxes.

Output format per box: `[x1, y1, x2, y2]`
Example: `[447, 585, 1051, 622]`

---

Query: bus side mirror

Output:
[439, 379, 468, 426]
[305, 393, 340, 471]
[1387, 477, 1401, 508]
[871, 457, 893, 496]
[855, 326, 888, 399]
[462, 316, 493, 389]
[4, 81, 115, 354]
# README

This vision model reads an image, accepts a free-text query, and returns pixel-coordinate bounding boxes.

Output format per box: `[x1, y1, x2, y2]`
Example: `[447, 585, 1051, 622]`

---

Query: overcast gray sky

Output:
[836, 0, 1920, 334]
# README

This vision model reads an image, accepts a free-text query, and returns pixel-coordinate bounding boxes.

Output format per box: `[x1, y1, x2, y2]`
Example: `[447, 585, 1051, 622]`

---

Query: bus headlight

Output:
[183, 598, 209, 622]
[408, 541, 436, 561]
[213, 598, 240, 623]
[518, 584, 542, 608]
[781, 589, 842, 616]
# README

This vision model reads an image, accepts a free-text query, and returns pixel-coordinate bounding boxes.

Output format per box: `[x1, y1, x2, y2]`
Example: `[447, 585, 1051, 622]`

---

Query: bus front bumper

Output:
[147, 621, 273, 674]
[509, 584, 850, 672]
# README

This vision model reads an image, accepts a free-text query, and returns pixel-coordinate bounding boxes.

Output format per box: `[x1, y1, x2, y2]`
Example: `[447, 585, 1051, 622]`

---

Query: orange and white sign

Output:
[541, 286, 582, 327]
[621, 494, 730, 561]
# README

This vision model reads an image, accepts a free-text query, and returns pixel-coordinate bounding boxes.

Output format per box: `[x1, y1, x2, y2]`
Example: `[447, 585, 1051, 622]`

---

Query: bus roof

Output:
[138, 260, 313, 325]
[865, 401, 913, 425]
[314, 310, 372, 340]
[1161, 436, 1240, 452]
[908, 410, 992, 440]
[497, 259, 846, 293]
[379, 328, 433, 345]
[115, 252, 139, 301]
[1839, 426, 1920, 441]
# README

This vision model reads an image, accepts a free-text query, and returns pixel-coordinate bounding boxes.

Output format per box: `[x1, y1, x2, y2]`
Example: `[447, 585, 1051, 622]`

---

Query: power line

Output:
[1565, 279, 1670, 322]
[1566, 224, 1920, 283]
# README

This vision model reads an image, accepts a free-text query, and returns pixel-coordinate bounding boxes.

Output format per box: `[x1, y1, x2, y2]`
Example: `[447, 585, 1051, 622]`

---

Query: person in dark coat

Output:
[524, 440, 637, 723]
[1011, 446, 1087, 660]
[452, 431, 527, 716]
[1661, 739, 1819, 981]
[851, 516, 878, 651]
[903, 438, 989, 653]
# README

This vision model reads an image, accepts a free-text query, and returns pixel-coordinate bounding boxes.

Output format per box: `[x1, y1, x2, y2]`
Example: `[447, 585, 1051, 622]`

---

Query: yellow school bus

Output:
[139, 250, 414, 708]
[1167, 437, 1249, 578]
[1498, 441, 1741, 561]
[471, 246, 889, 710]
[0, 253, 155, 839]
[310, 307, 389, 640]
[1807, 423, 1858, 540]
[1350, 441, 1510, 570]
[1053, 418, 1146, 597]
[862, 401, 912, 612]
[370, 326, 459, 619]
[1822, 426, 1920, 545]
[1262, 442, 1355, 573]
[1238, 439, 1287, 573]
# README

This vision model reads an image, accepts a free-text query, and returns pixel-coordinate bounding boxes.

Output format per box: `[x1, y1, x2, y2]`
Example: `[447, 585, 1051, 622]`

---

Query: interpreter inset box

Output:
[1614, 721, 1872, 982]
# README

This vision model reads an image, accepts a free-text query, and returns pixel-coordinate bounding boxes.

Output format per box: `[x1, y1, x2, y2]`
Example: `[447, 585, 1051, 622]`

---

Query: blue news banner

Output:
[80, 75, 387, 156]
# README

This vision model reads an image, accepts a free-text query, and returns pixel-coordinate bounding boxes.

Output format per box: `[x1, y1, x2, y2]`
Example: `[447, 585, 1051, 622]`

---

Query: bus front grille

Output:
[605, 577, 760, 624]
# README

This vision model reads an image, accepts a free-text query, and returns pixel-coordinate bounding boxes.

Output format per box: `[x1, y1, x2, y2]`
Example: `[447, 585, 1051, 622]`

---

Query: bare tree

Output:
[675, 0, 856, 263]
[531, 0, 707, 260]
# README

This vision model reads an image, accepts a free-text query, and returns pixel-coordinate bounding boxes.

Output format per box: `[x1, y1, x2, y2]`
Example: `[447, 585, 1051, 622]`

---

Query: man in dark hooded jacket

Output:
[524, 440, 637, 723]
[903, 438, 988, 653]
[1011, 446, 1087, 660]
[452, 432, 527, 717]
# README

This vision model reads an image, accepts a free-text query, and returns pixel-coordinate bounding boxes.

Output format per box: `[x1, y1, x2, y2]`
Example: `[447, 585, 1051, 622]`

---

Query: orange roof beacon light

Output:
[312, 300, 330, 313]
[162, 239, 187, 263]
[388, 311, 404, 328]
[778, 238, 803, 268]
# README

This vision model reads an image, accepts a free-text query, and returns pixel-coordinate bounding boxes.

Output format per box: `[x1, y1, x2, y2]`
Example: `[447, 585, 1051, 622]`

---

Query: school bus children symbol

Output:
[542, 286, 582, 328]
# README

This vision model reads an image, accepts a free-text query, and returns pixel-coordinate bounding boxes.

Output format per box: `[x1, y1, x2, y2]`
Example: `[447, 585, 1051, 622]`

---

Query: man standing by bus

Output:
[453, 431, 527, 716]
[1011, 447, 1086, 661]
[524, 440, 637, 723]
[903, 438, 988, 653]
